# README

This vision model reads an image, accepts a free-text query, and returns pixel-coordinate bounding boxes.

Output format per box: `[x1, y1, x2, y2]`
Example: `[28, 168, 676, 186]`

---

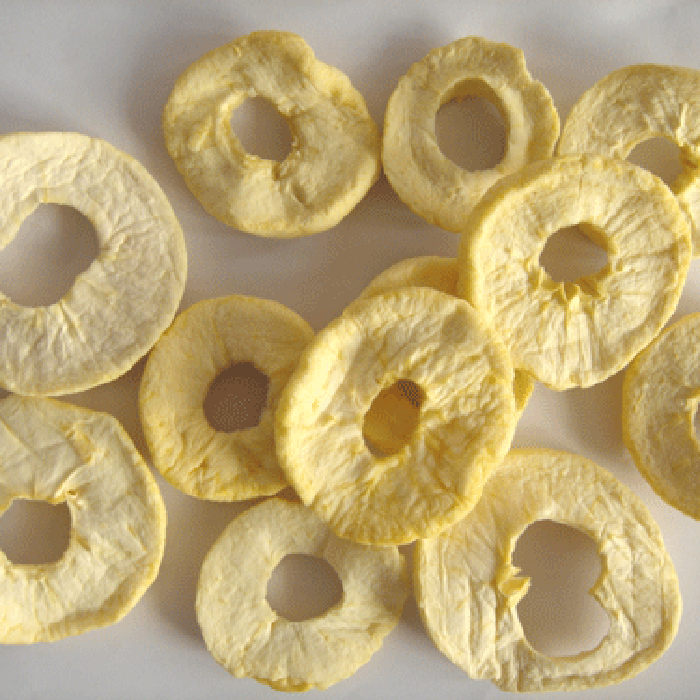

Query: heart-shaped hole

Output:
[512, 519, 609, 657]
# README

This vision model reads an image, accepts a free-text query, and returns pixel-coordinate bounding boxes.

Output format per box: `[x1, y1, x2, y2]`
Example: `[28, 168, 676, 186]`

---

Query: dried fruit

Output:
[0, 132, 186, 396]
[196, 498, 407, 691]
[383, 36, 559, 232]
[140, 295, 313, 501]
[0, 396, 166, 644]
[460, 154, 691, 389]
[163, 30, 380, 237]
[415, 448, 682, 692]
[623, 312, 700, 519]
[275, 287, 518, 545]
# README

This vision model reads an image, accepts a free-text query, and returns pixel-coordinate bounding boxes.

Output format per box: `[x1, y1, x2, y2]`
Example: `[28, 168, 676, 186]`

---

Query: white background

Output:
[0, 1, 698, 698]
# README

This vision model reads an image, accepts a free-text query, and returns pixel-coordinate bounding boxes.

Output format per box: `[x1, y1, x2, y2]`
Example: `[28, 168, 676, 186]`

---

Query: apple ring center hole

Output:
[512, 519, 609, 657]
[627, 136, 683, 186]
[363, 379, 426, 457]
[0, 498, 71, 566]
[230, 96, 292, 162]
[266, 553, 344, 622]
[0, 203, 99, 308]
[203, 362, 270, 433]
[436, 80, 507, 172]
[539, 224, 609, 286]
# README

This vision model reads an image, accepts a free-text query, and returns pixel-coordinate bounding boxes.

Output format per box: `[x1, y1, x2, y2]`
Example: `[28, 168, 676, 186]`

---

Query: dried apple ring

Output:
[275, 287, 518, 545]
[139, 295, 314, 501]
[415, 448, 682, 692]
[459, 154, 692, 390]
[0, 395, 166, 644]
[163, 30, 380, 237]
[196, 497, 408, 692]
[0, 132, 187, 397]
[558, 64, 700, 255]
[623, 312, 700, 519]
[382, 36, 559, 233]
